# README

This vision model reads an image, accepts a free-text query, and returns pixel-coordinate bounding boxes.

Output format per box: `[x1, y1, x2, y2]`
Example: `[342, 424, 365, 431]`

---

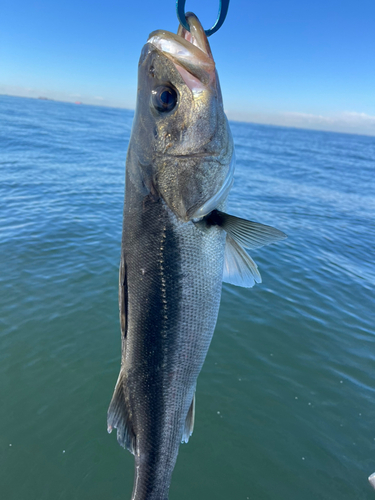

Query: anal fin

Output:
[107, 370, 136, 454]
[182, 393, 195, 444]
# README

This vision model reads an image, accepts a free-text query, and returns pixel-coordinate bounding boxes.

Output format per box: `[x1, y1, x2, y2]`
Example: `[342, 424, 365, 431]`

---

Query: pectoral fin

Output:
[107, 370, 136, 454]
[206, 210, 287, 249]
[204, 210, 287, 288]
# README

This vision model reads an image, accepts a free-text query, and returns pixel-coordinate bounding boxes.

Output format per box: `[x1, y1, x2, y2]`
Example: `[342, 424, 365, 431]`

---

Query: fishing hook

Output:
[176, 0, 230, 36]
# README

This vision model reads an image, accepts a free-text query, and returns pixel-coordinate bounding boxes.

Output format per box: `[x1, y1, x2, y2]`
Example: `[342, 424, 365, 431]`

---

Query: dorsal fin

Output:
[119, 255, 127, 344]
[107, 370, 136, 454]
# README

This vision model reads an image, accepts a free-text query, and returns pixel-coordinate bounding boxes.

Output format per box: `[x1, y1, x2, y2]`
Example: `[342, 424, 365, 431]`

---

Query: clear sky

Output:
[1, 0, 375, 135]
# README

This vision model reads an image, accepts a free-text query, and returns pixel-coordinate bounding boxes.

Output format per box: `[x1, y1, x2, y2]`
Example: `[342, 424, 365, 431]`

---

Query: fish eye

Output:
[152, 86, 178, 112]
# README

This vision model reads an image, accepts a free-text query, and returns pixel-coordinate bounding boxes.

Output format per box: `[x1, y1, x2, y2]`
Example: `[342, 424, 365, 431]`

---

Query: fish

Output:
[107, 12, 286, 500]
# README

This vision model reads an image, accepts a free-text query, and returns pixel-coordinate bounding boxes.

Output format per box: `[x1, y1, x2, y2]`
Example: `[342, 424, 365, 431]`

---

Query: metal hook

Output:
[176, 0, 230, 37]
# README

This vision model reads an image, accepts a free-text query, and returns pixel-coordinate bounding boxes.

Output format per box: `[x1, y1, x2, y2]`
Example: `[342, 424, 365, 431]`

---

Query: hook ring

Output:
[176, 0, 230, 37]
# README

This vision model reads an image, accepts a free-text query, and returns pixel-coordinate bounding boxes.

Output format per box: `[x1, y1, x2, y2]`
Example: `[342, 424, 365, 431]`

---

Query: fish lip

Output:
[147, 14, 215, 88]
[148, 13, 213, 59]
[176, 12, 213, 58]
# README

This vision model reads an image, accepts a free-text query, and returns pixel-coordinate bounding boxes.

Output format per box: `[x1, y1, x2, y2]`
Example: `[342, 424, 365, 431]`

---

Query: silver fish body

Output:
[118, 175, 225, 499]
[108, 13, 286, 500]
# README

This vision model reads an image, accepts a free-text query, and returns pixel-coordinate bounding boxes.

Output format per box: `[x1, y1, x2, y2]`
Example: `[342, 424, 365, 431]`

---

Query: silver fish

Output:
[107, 13, 286, 500]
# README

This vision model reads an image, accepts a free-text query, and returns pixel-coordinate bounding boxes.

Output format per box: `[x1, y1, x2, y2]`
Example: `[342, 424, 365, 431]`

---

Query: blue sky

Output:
[1, 0, 375, 135]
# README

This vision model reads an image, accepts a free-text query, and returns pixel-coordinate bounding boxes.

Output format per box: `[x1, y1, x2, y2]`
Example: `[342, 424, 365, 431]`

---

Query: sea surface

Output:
[1, 94, 374, 500]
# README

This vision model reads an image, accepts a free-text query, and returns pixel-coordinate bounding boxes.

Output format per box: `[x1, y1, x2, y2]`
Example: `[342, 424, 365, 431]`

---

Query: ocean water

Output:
[0, 94, 374, 500]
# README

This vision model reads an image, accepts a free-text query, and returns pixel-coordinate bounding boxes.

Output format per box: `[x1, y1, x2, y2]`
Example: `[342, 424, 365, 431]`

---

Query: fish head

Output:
[130, 13, 234, 221]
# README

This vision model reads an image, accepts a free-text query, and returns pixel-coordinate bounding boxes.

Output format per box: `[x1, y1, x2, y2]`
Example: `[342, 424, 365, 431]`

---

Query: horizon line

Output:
[1, 92, 374, 139]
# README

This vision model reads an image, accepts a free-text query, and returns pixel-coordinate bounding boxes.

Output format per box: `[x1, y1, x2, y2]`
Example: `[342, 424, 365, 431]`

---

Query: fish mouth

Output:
[147, 13, 216, 91]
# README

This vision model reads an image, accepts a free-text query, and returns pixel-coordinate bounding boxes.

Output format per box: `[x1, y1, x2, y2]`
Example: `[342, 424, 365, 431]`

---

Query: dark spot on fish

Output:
[204, 209, 224, 228]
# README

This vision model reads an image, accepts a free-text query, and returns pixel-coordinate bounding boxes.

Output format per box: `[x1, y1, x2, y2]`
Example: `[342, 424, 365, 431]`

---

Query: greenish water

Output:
[1, 95, 374, 499]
